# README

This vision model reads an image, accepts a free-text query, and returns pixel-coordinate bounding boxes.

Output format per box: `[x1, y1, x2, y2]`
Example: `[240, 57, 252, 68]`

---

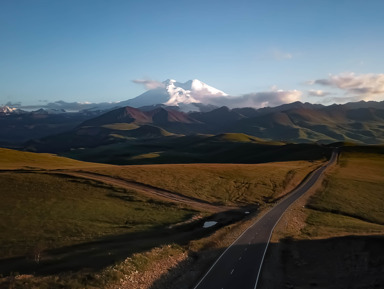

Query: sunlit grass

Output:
[302, 151, 384, 238]
[102, 123, 139, 130]
[0, 148, 109, 170]
[89, 161, 320, 205]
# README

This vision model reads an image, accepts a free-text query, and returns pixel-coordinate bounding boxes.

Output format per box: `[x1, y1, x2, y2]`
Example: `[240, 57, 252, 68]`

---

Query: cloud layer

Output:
[132, 79, 165, 90]
[313, 72, 384, 101]
[205, 89, 302, 108]
[307, 90, 331, 97]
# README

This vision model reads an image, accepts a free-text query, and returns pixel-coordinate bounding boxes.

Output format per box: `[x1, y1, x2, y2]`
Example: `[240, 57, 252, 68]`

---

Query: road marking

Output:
[194, 151, 337, 289]
[230, 269, 235, 275]
[239, 256, 242, 261]
[253, 150, 338, 289]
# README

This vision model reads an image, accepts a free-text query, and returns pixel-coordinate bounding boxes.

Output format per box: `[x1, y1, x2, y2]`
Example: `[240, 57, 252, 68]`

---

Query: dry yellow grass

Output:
[88, 161, 321, 205]
[270, 151, 384, 242]
[259, 150, 384, 289]
[0, 148, 326, 289]
[0, 148, 110, 170]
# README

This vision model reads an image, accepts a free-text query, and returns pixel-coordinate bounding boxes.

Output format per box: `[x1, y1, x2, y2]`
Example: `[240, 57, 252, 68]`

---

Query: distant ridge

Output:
[19, 100, 384, 155]
[81, 106, 199, 127]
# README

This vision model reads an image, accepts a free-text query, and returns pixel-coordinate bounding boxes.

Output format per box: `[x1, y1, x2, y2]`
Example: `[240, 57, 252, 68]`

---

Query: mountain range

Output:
[7, 79, 228, 113]
[1, 79, 384, 163]
[17, 99, 383, 157]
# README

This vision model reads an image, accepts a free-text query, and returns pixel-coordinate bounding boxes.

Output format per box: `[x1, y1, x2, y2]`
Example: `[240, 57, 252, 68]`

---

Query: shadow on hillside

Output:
[0, 208, 254, 277]
[148, 235, 384, 289]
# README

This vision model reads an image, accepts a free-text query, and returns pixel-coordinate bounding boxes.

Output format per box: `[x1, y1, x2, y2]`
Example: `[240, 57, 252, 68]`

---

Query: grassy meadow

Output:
[259, 147, 384, 289]
[0, 147, 326, 288]
[88, 161, 321, 206]
[0, 148, 110, 170]
[0, 148, 320, 259]
[303, 149, 384, 237]
[0, 171, 195, 258]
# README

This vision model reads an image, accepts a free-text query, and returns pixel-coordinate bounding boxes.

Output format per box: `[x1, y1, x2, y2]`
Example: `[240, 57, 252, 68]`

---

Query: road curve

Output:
[194, 150, 338, 289]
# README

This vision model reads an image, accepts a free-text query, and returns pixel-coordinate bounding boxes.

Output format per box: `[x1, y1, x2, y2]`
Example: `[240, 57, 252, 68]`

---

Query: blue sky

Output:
[1, 0, 384, 107]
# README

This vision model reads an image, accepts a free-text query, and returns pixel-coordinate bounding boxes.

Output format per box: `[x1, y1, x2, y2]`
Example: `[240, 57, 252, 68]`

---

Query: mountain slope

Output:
[230, 105, 384, 144]
[21, 100, 384, 155]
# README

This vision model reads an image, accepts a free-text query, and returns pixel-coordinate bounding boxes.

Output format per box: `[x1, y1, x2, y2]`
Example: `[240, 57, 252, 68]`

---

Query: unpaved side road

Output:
[56, 170, 233, 212]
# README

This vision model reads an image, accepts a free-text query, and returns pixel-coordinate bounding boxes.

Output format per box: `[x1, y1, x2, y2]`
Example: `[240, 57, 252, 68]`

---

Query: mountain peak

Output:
[122, 79, 227, 112]
[163, 79, 177, 85]
[0, 106, 22, 115]
[163, 79, 227, 108]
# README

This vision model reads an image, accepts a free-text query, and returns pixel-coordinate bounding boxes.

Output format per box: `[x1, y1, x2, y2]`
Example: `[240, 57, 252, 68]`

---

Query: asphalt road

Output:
[194, 150, 338, 289]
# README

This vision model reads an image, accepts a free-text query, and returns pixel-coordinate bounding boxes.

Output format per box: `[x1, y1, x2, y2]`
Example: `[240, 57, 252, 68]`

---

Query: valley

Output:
[0, 99, 383, 289]
[0, 148, 322, 288]
[3, 1, 384, 288]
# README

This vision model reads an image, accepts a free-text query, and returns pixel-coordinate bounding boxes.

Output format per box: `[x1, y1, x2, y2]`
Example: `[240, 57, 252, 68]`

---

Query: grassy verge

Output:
[259, 149, 384, 289]
[303, 151, 384, 238]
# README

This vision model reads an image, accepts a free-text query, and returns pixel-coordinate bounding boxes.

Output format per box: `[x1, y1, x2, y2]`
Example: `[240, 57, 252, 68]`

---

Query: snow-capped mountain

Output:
[164, 79, 227, 106]
[10, 79, 227, 113]
[120, 79, 227, 111]
[0, 106, 23, 115]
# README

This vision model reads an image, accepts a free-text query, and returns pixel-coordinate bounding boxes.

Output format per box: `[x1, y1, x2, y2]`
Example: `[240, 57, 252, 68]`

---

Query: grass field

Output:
[259, 148, 384, 289]
[0, 171, 195, 258]
[0, 148, 324, 289]
[0, 148, 109, 170]
[0, 149, 320, 259]
[88, 161, 320, 206]
[303, 150, 384, 237]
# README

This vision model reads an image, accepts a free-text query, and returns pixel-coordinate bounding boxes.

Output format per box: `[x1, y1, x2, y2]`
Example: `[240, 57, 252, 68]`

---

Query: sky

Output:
[1, 0, 384, 108]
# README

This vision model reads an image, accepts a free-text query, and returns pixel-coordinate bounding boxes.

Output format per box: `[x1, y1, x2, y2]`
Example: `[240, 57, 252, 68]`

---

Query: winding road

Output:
[194, 150, 338, 289]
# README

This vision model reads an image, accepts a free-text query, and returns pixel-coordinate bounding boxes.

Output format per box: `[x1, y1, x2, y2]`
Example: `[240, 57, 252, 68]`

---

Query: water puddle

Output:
[203, 221, 218, 228]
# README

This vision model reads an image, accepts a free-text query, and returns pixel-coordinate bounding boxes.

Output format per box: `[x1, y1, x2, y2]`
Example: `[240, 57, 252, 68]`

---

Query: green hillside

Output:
[0, 148, 107, 170]
[65, 133, 331, 165]
[0, 171, 194, 258]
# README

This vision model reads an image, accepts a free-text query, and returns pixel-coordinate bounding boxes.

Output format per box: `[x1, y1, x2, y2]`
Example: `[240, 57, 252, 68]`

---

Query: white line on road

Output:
[230, 269, 235, 275]
[253, 150, 338, 289]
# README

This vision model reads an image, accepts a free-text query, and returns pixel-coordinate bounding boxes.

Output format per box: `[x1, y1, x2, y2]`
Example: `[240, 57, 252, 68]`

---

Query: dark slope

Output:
[22, 101, 384, 156]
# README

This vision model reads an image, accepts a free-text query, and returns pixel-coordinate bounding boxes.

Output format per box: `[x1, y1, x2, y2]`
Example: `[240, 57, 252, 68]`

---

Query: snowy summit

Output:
[122, 79, 228, 111]
[0, 106, 21, 115]
[164, 79, 228, 106]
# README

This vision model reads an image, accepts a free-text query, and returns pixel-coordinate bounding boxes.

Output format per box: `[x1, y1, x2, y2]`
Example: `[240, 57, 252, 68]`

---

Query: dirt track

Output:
[57, 170, 233, 212]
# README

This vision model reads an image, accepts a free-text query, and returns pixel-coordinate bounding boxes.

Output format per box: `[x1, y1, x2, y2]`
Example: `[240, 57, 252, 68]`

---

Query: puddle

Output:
[203, 221, 218, 228]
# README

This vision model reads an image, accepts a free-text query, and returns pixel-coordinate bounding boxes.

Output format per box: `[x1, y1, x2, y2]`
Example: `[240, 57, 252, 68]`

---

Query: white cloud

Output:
[132, 79, 165, 90]
[314, 72, 384, 101]
[307, 89, 331, 97]
[204, 89, 302, 108]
